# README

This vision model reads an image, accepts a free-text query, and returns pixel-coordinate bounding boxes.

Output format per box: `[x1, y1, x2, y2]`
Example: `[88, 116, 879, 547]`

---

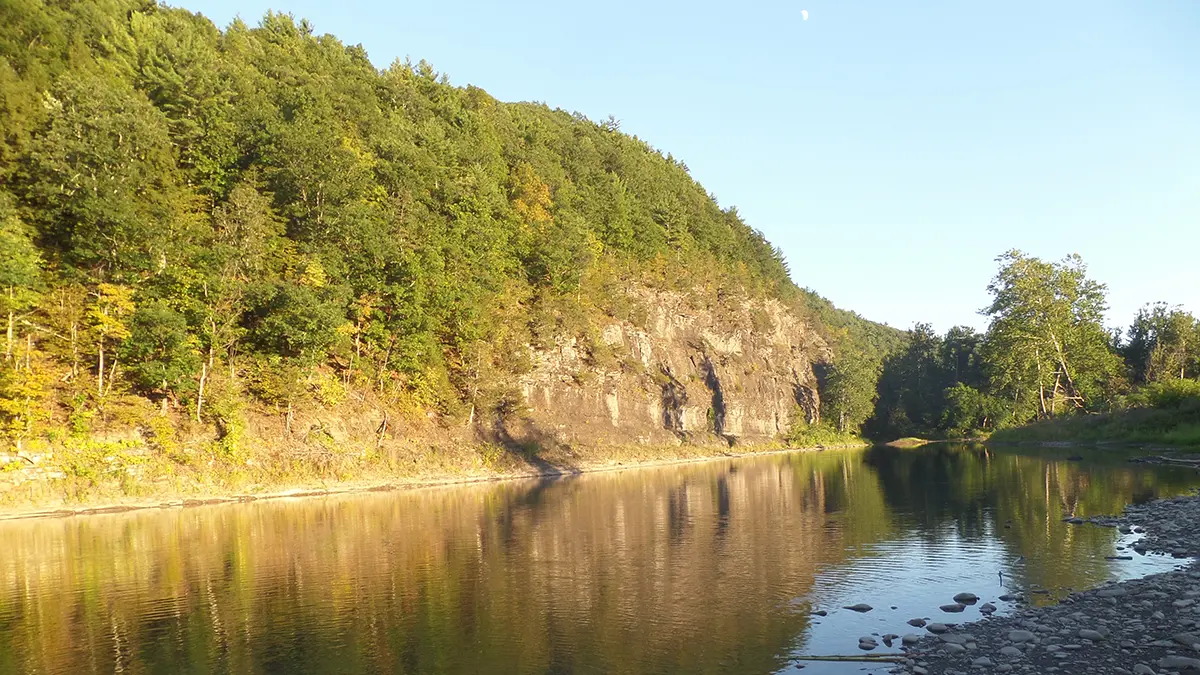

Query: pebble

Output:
[940, 603, 966, 613]
[1176, 633, 1200, 647]
[926, 623, 949, 634]
[908, 618, 926, 627]
[954, 592, 979, 603]
[1006, 630, 1036, 643]
[1158, 655, 1200, 670]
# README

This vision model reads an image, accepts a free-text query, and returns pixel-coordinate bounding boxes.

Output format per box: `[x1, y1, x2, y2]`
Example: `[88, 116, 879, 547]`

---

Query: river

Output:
[1, 444, 1197, 675]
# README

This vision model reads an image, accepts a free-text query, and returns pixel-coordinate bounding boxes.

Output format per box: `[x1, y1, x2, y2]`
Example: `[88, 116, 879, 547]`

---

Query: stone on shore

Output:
[1006, 630, 1036, 643]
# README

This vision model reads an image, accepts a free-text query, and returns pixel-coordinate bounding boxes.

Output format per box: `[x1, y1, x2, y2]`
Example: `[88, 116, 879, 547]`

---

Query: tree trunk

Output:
[196, 359, 208, 423]
[1036, 347, 1047, 418]
[97, 338, 105, 396]
[105, 359, 117, 397]
[70, 320, 78, 381]
[5, 286, 13, 363]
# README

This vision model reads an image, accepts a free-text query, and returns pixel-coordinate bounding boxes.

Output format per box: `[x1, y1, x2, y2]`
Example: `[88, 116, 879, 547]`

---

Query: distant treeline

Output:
[826, 250, 1200, 441]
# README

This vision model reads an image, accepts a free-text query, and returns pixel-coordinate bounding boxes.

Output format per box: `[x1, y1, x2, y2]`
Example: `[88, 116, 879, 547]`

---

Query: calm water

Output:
[2, 444, 1199, 675]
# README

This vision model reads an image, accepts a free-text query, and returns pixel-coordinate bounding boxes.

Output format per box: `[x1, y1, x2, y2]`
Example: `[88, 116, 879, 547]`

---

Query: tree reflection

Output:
[0, 446, 1196, 674]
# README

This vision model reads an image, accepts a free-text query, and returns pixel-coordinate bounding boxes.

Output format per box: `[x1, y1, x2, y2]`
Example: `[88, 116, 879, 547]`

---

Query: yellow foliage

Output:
[88, 283, 134, 341]
[0, 360, 54, 449]
[510, 163, 553, 227]
[299, 260, 328, 288]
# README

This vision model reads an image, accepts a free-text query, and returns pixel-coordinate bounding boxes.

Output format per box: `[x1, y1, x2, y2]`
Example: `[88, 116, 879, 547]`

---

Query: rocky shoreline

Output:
[893, 494, 1200, 675]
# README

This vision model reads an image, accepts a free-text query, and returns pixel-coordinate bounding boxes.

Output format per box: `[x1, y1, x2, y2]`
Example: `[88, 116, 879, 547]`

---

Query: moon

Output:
[801, 9, 809, 20]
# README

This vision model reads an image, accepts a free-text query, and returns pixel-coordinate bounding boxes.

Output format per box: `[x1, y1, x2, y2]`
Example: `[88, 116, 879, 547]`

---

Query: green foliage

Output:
[821, 349, 881, 433]
[940, 384, 1010, 438]
[247, 281, 345, 362]
[0, 192, 42, 291]
[1122, 303, 1200, 384]
[981, 250, 1123, 420]
[1125, 379, 1200, 410]
[785, 414, 864, 448]
[121, 300, 201, 399]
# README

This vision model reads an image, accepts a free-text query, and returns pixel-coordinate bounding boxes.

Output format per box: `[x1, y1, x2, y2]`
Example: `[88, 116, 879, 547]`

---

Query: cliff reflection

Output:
[1, 445, 1197, 675]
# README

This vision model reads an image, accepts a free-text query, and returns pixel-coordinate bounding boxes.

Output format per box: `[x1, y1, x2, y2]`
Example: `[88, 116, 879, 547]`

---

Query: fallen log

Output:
[792, 654, 906, 663]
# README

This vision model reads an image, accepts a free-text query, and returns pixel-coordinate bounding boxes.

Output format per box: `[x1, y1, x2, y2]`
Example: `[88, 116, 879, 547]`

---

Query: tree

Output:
[822, 349, 881, 434]
[981, 251, 1123, 421]
[22, 74, 183, 277]
[1123, 303, 1199, 384]
[122, 300, 201, 411]
[0, 193, 42, 362]
[88, 284, 135, 397]
[941, 383, 1009, 437]
[871, 323, 949, 436]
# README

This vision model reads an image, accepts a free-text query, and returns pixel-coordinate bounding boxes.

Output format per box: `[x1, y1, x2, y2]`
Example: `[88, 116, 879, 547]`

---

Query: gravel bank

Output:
[895, 494, 1200, 675]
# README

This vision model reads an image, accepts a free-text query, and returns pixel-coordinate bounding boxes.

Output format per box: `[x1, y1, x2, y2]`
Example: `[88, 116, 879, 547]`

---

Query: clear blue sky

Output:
[186, 0, 1199, 333]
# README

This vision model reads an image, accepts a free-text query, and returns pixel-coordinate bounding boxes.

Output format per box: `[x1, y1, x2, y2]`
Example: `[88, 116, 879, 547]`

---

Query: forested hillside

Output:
[0, 0, 901, 493]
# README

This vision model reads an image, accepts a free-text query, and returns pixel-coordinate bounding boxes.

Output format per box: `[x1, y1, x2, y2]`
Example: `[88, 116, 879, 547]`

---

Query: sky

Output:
[186, 0, 1200, 333]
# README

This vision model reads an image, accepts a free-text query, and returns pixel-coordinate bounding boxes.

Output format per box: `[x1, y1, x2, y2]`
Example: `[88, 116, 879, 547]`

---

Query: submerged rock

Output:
[939, 603, 966, 613]
[843, 603, 873, 612]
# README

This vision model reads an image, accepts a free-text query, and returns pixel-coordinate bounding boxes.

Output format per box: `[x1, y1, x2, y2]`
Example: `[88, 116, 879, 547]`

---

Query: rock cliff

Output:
[504, 289, 830, 449]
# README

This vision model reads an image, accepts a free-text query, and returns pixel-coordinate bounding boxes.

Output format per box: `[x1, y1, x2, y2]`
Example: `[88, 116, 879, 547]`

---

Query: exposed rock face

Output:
[513, 289, 829, 449]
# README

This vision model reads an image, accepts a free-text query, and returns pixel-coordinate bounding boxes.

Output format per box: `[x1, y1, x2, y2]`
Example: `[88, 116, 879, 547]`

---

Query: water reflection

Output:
[1, 444, 1197, 675]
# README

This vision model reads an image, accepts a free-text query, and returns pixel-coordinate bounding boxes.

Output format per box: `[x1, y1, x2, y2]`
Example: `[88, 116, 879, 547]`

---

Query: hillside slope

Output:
[0, 2, 898, 506]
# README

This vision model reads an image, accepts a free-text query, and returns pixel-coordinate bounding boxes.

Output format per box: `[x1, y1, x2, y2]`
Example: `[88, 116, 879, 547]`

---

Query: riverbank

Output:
[0, 440, 868, 521]
[895, 494, 1200, 675]
[988, 390, 1200, 449]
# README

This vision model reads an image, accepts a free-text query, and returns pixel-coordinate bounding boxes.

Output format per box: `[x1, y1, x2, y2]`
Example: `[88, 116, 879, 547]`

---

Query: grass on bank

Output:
[988, 380, 1200, 447]
[784, 419, 867, 449]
